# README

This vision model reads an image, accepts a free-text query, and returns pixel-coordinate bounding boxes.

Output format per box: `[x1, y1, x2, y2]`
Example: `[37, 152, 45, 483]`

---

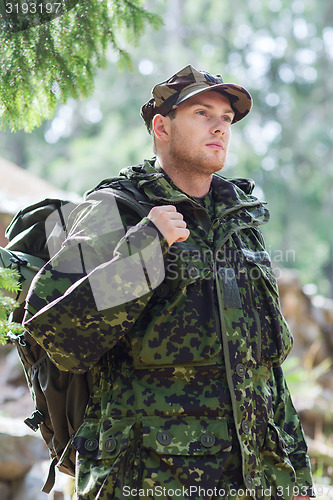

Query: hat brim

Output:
[175, 83, 252, 124]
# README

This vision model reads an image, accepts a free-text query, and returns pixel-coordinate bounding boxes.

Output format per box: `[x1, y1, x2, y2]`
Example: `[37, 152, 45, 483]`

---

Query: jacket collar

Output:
[119, 158, 266, 215]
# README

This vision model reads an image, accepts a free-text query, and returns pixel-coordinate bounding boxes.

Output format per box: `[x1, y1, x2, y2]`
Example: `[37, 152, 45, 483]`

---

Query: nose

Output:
[211, 118, 228, 135]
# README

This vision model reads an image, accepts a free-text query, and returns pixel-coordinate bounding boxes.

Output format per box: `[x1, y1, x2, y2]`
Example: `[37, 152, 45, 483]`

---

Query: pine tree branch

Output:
[0, 0, 163, 131]
[0, 267, 23, 344]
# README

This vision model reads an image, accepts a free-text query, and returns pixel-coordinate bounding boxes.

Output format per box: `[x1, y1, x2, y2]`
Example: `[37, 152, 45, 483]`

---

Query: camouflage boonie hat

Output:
[141, 64, 252, 133]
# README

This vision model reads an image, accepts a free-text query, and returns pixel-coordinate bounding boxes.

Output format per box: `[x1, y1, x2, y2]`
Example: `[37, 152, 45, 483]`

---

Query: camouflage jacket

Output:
[24, 159, 313, 500]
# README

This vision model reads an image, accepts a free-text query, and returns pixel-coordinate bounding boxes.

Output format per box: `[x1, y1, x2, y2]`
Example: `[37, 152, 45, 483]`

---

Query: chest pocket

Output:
[241, 249, 293, 366]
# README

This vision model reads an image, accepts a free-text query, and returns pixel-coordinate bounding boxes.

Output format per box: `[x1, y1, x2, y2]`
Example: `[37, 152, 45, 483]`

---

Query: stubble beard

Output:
[168, 138, 226, 178]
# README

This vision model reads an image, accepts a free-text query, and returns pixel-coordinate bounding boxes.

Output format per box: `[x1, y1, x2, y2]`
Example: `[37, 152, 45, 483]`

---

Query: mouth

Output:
[206, 142, 224, 150]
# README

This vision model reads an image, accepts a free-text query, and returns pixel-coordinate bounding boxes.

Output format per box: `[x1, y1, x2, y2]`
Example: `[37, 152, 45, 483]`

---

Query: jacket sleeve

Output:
[23, 192, 167, 374]
[270, 365, 314, 496]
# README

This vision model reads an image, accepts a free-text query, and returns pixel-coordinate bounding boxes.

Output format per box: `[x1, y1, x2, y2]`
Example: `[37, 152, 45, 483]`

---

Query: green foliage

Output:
[0, 0, 162, 132]
[1, 0, 332, 297]
[284, 352, 333, 486]
[284, 354, 332, 400]
[0, 267, 23, 344]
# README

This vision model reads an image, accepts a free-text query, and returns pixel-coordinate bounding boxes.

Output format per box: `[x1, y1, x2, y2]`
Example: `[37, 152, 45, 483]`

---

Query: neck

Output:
[156, 155, 212, 197]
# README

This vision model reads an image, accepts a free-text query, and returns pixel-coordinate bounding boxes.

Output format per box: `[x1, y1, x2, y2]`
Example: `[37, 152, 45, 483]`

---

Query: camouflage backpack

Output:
[0, 180, 150, 493]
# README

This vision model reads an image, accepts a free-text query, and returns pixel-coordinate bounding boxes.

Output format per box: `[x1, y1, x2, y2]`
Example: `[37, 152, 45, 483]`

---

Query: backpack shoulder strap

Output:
[86, 178, 153, 219]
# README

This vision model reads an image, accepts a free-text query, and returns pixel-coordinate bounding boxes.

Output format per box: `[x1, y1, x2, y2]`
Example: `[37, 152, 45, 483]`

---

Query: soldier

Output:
[24, 65, 314, 499]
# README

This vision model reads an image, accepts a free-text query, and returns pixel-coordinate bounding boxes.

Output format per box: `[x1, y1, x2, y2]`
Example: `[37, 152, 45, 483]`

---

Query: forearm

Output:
[23, 251, 154, 372]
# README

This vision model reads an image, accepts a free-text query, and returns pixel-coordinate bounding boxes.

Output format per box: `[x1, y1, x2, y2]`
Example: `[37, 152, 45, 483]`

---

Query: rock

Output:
[12, 461, 51, 500]
[0, 417, 49, 481]
[12, 460, 75, 500]
[311, 295, 333, 355]
[3, 348, 25, 386]
[278, 270, 322, 356]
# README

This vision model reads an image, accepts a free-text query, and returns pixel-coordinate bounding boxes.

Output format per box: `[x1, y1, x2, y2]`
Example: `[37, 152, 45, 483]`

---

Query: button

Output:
[104, 437, 117, 453]
[84, 438, 98, 452]
[157, 431, 172, 445]
[236, 363, 246, 378]
[241, 420, 250, 434]
[187, 264, 199, 279]
[244, 475, 253, 489]
[156, 283, 169, 298]
[200, 433, 216, 448]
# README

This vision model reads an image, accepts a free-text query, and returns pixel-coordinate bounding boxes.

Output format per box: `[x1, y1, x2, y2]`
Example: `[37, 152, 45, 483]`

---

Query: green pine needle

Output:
[0, 0, 163, 132]
[0, 268, 22, 292]
[0, 267, 23, 344]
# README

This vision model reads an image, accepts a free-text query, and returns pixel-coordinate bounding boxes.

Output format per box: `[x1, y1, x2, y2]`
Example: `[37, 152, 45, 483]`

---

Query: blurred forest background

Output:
[0, 0, 332, 299]
[0, 0, 332, 495]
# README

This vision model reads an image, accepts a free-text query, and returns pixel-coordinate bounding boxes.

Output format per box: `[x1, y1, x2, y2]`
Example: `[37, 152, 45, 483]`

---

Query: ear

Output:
[152, 114, 171, 143]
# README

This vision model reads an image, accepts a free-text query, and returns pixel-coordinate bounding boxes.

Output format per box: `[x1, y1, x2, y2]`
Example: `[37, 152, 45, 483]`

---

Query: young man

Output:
[24, 65, 313, 499]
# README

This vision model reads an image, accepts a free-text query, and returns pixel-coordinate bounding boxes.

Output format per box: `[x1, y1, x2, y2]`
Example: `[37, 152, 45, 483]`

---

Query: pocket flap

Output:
[142, 416, 231, 456]
[73, 418, 133, 459]
[241, 248, 278, 291]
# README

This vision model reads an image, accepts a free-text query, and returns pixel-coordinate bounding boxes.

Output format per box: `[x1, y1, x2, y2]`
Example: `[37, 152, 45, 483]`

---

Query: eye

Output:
[223, 115, 232, 123]
[196, 110, 208, 116]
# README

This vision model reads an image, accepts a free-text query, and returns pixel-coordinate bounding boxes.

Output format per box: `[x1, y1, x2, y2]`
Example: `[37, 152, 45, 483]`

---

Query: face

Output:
[162, 90, 234, 176]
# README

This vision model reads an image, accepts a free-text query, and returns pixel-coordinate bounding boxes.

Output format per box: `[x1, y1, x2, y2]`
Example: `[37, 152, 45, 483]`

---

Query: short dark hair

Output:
[167, 108, 177, 121]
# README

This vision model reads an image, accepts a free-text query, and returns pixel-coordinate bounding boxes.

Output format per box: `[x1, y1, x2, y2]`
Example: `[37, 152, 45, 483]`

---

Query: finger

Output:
[168, 212, 185, 222]
[155, 205, 177, 212]
[148, 205, 176, 221]
[148, 206, 184, 222]
[173, 219, 187, 228]
[174, 228, 190, 243]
